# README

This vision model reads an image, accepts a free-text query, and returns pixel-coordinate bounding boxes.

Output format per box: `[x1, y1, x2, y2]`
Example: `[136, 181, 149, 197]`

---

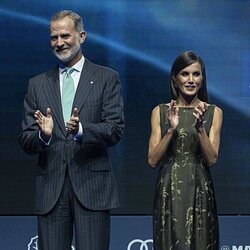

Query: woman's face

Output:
[173, 61, 203, 98]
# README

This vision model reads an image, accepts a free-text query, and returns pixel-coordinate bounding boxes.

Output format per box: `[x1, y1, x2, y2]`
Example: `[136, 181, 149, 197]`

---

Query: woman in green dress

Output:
[148, 51, 223, 250]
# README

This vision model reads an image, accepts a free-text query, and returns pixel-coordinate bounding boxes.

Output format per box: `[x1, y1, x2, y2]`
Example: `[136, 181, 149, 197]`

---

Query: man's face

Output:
[50, 16, 86, 66]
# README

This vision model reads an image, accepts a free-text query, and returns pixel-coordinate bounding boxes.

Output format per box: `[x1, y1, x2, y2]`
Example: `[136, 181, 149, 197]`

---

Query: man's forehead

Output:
[50, 17, 74, 29]
[50, 20, 76, 34]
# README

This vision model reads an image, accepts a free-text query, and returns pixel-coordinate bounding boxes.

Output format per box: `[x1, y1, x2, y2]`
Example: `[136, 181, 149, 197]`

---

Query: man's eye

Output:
[61, 35, 70, 39]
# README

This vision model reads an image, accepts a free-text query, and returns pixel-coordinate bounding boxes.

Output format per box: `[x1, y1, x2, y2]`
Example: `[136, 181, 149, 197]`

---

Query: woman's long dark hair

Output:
[170, 51, 209, 102]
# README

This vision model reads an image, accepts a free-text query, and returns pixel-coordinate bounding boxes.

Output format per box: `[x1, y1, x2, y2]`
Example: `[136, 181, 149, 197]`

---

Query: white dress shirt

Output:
[39, 56, 85, 145]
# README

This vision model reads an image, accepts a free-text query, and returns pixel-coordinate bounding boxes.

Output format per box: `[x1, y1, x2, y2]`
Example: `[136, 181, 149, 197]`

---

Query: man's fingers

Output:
[34, 110, 41, 118]
[66, 121, 79, 128]
[46, 108, 52, 118]
[73, 108, 78, 117]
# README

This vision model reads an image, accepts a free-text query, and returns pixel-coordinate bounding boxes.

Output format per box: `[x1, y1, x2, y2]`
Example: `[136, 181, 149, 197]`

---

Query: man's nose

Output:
[56, 37, 64, 47]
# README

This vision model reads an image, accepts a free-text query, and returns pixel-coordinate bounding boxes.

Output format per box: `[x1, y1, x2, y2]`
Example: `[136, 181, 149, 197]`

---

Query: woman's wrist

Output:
[196, 125, 205, 133]
[167, 127, 175, 134]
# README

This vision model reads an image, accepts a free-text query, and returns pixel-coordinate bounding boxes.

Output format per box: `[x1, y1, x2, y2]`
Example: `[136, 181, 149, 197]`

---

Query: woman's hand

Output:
[193, 102, 207, 131]
[166, 100, 179, 130]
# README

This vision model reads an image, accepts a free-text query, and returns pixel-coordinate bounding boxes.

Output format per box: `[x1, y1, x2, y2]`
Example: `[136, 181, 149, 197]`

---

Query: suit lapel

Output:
[42, 59, 96, 136]
[44, 67, 66, 136]
[73, 59, 96, 113]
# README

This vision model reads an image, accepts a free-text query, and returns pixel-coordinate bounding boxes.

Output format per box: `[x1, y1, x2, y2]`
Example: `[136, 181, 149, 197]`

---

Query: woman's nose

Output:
[188, 74, 194, 82]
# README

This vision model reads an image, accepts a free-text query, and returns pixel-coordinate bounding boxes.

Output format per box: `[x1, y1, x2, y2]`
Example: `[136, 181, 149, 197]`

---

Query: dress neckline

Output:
[164, 103, 211, 109]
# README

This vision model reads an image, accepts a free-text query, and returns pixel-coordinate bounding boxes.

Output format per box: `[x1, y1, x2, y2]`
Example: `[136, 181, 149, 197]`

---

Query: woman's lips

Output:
[184, 85, 196, 90]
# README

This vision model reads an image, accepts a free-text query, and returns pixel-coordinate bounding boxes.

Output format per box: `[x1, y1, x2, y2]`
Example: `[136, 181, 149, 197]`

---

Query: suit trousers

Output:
[37, 175, 110, 250]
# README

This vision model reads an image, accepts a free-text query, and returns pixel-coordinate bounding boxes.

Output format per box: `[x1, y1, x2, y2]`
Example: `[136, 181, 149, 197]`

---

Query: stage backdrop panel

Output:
[0, 1, 250, 215]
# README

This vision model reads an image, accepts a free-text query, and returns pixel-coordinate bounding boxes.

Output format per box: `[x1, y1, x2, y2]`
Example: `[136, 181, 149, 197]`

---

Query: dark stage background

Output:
[0, 1, 249, 215]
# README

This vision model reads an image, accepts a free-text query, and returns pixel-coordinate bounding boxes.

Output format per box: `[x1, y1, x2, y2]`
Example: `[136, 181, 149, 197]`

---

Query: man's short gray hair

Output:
[51, 10, 84, 33]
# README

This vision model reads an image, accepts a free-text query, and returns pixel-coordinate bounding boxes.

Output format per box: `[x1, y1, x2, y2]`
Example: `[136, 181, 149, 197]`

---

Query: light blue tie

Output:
[62, 68, 75, 123]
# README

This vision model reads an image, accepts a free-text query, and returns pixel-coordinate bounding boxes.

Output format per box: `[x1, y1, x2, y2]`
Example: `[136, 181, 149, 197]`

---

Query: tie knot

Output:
[65, 67, 75, 76]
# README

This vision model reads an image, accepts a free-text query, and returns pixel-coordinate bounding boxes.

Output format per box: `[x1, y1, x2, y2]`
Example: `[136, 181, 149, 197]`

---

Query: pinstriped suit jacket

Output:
[19, 59, 124, 214]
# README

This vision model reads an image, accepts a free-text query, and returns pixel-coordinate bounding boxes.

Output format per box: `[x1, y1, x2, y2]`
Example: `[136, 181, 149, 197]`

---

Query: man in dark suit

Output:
[19, 10, 124, 250]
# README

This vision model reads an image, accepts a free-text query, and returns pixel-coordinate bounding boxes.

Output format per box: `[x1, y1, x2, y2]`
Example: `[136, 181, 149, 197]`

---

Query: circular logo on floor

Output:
[28, 235, 75, 250]
[127, 239, 153, 250]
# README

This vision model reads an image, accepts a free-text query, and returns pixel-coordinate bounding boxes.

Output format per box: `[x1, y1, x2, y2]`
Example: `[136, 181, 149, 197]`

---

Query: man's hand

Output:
[34, 108, 53, 141]
[66, 108, 80, 135]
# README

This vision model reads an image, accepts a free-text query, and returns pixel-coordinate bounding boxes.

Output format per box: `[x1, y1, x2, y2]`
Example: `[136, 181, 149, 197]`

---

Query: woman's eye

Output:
[181, 72, 188, 76]
[193, 72, 201, 77]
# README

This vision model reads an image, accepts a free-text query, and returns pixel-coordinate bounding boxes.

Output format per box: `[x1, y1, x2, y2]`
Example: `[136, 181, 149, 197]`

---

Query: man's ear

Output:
[79, 31, 87, 44]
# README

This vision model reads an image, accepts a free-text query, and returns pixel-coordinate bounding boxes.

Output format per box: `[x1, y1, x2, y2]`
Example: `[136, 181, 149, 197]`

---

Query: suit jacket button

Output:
[63, 160, 66, 164]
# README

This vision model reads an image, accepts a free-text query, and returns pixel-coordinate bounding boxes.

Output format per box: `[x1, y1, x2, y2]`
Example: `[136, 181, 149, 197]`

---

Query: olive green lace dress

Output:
[153, 104, 219, 250]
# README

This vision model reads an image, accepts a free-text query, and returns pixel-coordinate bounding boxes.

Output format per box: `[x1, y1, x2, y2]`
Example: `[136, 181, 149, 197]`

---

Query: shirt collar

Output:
[59, 56, 85, 74]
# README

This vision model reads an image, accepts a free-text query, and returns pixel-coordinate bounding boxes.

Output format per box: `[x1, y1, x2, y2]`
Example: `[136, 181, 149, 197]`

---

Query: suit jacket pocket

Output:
[36, 150, 51, 175]
[88, 162, 111, 172]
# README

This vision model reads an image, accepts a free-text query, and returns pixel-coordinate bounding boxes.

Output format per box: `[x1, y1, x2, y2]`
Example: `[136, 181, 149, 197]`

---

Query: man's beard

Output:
[53, 43, 81, 64]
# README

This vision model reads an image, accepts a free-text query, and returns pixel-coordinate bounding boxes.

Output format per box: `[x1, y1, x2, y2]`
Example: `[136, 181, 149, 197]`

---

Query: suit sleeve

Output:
[81, 70, 125, 147]
[19, 79, 45, 154]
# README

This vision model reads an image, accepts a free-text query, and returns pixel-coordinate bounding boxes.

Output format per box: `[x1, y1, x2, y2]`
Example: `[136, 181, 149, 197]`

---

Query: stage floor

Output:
[0, 215, 249, 249]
